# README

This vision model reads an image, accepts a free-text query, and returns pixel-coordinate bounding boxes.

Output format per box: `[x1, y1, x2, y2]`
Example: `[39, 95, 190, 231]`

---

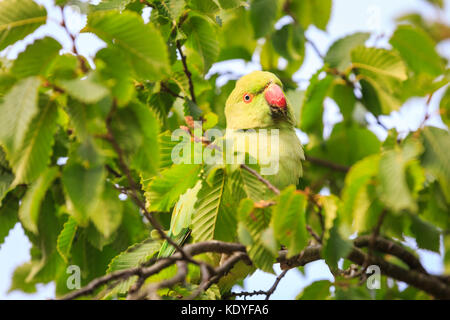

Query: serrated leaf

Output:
[0, 171, 13, 205]
[84, 11, 169, 80]
[183, 14, 219, 74]
[106, 238, 159, 295]
[352, 46, 407, 81]
[90, 0, 134, 11]
[145, 164, 201, 212]
[56, 216, 78, 263]
[189, 166, 240, 243]
[191, 168, 228, 242]
[272, 186, 308, 257]
[11, 37, 62, 78]
[390, 25, 444, 77]
[18, 167, 59, 234]
[325, 32, 370, 72]
[10, 95, 58, 185]
[0, 193, 19, 247]
[237, 198, 274, 273]
[0, 77, 41, 156]
[156, 0, 186, 22]
[0, 0, 47, 51]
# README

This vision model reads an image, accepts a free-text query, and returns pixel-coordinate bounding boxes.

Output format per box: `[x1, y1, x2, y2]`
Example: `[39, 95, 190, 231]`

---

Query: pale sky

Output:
[0, 0, 448, 300]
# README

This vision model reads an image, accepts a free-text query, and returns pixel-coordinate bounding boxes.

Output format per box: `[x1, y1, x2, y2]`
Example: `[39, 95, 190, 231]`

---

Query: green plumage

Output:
[157, 71, 304, 292]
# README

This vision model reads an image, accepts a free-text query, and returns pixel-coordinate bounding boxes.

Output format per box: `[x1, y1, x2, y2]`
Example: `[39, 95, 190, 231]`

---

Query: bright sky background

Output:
[0, 0, 449, 300]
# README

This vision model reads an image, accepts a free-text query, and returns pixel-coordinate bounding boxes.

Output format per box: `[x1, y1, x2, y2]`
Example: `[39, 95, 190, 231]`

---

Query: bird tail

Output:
[157, 228, 191, 258]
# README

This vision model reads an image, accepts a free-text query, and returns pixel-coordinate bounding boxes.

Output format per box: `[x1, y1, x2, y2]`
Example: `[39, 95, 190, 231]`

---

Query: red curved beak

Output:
[264, 83, 286, 108]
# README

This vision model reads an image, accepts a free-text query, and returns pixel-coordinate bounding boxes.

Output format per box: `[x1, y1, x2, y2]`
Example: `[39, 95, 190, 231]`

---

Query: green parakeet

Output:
[157, 71, 304, 293]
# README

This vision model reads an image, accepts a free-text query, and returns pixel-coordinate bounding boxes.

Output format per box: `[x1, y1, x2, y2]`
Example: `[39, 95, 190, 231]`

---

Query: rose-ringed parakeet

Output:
[157, 71, 304, 291]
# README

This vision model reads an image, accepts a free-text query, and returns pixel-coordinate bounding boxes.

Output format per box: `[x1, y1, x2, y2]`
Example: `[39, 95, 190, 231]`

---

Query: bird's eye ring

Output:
[243, 93, 253, 103]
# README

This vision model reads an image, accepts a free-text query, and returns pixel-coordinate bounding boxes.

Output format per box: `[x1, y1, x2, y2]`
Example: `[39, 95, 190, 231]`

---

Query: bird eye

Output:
[243, 93, 253, 103]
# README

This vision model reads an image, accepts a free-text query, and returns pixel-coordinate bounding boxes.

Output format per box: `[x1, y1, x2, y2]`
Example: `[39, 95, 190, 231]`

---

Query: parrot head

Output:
[225, 71, 295, 130]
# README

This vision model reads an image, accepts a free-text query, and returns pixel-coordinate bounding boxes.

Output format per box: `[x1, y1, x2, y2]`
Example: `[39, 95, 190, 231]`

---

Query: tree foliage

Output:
[0, 0, 449, 300]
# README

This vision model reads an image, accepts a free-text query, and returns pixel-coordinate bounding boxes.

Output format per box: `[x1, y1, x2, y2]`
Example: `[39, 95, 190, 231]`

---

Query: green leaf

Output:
[421, 126, 450, 202]
[18, 167, 59, 234]
[11, 37, 62, 78]
[106, 238, 159, 294]
[218, 0, 246, 9]
[378, 140, 423, 213]
[300, 70, 333, 136]
[352, 46, 407, 81]
[90, 0, 134, 11]
[0, 77, 41, 156]
[145, 164, 201, 212]
[237, 198, 274, 273]
[271, 186, 308, 257]
[0, 193, 19, 247]
[62, 162, 105, 226]
[296, 280, 332, 300]
[108, 238, 159, 273]
[191, 168, 228, 242]
[8, 263, 37, 294]
[84, 11, 169, 80]
[110, 101, 160, 176]
[90, 183, 123, 238]
[156, 0, 186, 22]
[272, 23, 305, 63]
[56, 74, 109, 104]
[183, 14, 219, 74]
[323, 221, 352, 269]
[0, 170, 13, 205]
[189, 0, 219, 14]
[9, 95, 58, 185]
[410, 215, 440, 253]
[352, 46, 407, 115]
[0, 0, 47, 51]
[288, 0, 332, 31]
[341, 154, 380, 230]
[390, 25, 444, 77]
[95, 47, 134, 105]
[234, 164, 270, 201]
[325, 32, 370, 72]
[331, 83, 356, 122]
[56, 216, 78, 263]
[250, 0, 277, 39]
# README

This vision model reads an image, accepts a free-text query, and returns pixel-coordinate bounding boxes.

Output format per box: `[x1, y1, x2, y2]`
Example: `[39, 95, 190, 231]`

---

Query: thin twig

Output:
[265, 269, 288, 300]
[60, 6, 88, 73]
[176, 40, 196, 104]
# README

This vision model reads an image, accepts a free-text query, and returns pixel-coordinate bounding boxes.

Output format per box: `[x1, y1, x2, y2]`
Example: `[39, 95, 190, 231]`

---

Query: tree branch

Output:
[305, 155, 350, 173]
